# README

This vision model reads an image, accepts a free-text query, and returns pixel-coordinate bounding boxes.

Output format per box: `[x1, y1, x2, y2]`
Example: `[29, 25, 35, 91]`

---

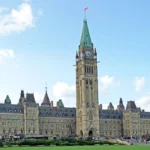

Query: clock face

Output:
[85, 51, 92, 58]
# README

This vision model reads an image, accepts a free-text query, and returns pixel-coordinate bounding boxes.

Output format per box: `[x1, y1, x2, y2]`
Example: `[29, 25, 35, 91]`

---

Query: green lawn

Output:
[0, 146, 150, 150]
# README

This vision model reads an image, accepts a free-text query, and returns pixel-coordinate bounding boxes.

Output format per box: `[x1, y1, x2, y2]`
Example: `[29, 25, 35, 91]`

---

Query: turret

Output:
[107, 102, 114, 110]
[4, 95, 11, 104]
[18, 90, 25, 105]
[57, 99, 64, 108]
[117, 97, 125, 111]
[41, 87, 50, 107]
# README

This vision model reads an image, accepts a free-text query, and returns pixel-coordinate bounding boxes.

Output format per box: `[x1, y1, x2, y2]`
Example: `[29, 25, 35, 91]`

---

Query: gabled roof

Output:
[41, 92, 50, 106]
[79, 19, 93, 49]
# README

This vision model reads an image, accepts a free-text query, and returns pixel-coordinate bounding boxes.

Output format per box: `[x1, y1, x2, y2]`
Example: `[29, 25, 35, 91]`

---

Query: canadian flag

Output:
[84, 7, 88, 11]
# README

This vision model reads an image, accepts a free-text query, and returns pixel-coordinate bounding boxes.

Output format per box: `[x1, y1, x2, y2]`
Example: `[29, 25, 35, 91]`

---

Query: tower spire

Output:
[41, 83, 50, 106]
[80, 8, 93, 49]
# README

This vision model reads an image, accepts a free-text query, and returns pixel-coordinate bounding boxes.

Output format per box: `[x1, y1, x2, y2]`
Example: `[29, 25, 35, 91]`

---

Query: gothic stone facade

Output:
[0, 19, 150, 139]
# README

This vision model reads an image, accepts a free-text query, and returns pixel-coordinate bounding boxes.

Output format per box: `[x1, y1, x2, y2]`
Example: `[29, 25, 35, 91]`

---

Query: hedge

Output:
[1, 138, 123, 147]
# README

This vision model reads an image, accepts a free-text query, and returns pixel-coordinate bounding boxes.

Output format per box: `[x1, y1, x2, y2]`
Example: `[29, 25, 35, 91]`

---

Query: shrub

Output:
[0, 142, 4, 147]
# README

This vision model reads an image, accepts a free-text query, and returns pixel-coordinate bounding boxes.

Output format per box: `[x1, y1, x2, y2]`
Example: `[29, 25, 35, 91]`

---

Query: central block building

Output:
[0, 19, 150, 139]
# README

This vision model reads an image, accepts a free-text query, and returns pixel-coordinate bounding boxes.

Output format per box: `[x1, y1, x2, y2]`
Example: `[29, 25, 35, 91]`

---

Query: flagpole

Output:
[84, 7, 88, 20]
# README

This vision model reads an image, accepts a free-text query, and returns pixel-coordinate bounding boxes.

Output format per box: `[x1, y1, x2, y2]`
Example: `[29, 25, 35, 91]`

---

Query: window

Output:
[90, 80, 93, 85]
[33, 128, 35, 134]
[21, 129, 23, 133]
[2, 122, 5, 126]
[9, 128, 11, 133]
[86, 79, 88, 84]
[45, 130, 48, 134]
[3, 129, 5, 133]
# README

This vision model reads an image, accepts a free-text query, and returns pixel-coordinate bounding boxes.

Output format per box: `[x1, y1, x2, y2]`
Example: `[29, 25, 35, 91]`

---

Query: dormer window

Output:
[3, 108, 6, 112]
[9, 109, 11, 112]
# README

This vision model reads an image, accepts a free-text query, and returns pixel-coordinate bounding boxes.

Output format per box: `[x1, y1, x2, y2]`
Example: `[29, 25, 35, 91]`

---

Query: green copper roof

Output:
[5, 95, 11, 104]
[58, 99, 64, 107]
[80, 19, 93, 49]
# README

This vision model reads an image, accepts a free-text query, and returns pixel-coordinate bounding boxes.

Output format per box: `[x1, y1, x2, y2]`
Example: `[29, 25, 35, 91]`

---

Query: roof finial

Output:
[45, 82, 47, 93]
[84, 7, 88, 20]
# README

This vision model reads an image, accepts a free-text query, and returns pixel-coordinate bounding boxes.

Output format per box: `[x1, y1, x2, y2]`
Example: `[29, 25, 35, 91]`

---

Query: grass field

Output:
[0, 146, 150, 150]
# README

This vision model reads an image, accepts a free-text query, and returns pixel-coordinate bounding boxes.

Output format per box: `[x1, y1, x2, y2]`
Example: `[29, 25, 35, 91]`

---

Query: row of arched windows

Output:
[85, 65, 94, 74]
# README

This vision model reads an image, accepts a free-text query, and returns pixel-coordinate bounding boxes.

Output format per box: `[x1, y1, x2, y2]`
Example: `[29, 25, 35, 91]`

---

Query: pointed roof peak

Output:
[79, 19, 93, 49]
[5, 95, 11, 104]
[41, 91, 50, 106]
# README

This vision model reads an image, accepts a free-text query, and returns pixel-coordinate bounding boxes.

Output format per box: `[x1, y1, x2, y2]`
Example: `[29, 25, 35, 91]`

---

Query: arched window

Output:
[3, 129, 5, 133]
[85, 66, 86, 73]
[86, 79, 88, 84]
[89, 111, 93, 120]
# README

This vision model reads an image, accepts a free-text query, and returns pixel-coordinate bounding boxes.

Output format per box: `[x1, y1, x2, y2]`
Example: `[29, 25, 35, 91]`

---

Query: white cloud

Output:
[0, 49, 15, 58]
[136, 93, 150, 111]
[52, 82, 76, 107]
[0, 1, 34, 35]
[99, 75, 120, 94]
[0, 49, 15, 64]
[134, 77, 145, 92]
[34, 92, 44, 104]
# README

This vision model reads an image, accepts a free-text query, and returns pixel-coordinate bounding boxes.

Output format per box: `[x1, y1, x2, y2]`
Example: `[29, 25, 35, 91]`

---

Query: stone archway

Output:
[80, 130, 83, 137]
[89, 130, 93, 137]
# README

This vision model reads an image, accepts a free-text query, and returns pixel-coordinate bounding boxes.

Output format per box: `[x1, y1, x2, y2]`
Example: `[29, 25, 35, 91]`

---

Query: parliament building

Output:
[0, 19, 150, 139]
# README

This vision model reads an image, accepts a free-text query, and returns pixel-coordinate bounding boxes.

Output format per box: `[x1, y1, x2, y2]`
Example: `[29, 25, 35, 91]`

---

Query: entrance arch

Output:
[89, 130, 93, 137]
[80, 130, 83, 137]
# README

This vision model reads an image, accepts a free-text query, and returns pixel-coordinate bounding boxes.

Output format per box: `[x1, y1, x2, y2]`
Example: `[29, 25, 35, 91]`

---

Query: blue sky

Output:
[0, 0, 150, 110]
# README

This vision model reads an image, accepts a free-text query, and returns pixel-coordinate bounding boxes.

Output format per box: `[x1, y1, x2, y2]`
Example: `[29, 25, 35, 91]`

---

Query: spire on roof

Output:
[5, 95, 11, 104]
[41, 86, 50, 106]
[79, 19, 93, 49]
[107, 102, 114, 110]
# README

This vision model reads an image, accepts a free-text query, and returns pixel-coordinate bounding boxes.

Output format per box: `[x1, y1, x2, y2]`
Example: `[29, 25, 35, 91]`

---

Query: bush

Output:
[0, 142, 4, 147]
[11, 138, 119, 147]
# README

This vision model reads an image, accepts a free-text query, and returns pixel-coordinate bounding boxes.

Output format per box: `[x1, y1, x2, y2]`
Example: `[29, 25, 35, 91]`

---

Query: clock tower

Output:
[76, 19, 100, 138]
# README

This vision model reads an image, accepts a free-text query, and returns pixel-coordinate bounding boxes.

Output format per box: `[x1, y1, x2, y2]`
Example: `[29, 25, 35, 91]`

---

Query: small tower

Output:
[57, 99, 64, 108]
[117, 98, 125, 111]
[18, 90, 25, 105]
[107, 102, 114, 110]
[41, 85, 50, 107]
[4, 95, 11, 104]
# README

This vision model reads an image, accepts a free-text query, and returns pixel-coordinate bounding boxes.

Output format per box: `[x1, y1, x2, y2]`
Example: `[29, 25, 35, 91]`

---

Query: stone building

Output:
[0, 19, 150, 139]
